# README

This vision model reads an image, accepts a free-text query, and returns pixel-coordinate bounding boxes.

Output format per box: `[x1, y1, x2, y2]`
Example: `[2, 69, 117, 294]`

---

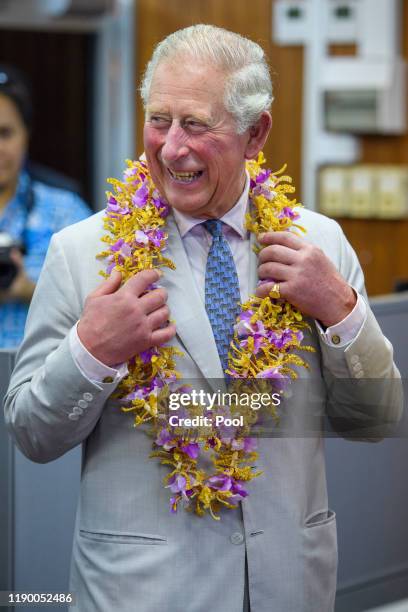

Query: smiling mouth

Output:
[167, 168, 203, 184]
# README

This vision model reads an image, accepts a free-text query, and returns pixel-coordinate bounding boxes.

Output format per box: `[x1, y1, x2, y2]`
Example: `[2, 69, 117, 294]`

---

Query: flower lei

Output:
[98, 153, 314, 520]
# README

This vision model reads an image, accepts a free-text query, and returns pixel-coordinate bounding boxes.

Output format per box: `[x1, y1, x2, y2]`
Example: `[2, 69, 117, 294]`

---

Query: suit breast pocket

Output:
[79, 529, 167, 545]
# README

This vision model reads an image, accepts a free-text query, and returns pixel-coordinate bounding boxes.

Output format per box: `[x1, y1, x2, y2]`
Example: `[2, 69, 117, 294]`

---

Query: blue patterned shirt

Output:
[0, 171, 90, 348]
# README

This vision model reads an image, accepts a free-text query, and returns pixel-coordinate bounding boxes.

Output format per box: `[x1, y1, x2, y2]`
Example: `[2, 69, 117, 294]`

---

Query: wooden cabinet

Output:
[336, 218, 408, 296]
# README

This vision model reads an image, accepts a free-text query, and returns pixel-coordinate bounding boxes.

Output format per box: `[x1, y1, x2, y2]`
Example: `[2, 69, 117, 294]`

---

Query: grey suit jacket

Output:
[4, 207, 402, 612]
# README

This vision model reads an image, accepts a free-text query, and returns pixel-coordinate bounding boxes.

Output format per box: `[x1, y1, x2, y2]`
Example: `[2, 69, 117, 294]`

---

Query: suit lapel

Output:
[162, 214, 225, 385]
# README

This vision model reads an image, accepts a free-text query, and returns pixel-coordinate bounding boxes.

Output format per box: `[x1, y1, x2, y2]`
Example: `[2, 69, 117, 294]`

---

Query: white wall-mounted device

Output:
[323, 57, 406, 134]
[272, 0, 407, 209]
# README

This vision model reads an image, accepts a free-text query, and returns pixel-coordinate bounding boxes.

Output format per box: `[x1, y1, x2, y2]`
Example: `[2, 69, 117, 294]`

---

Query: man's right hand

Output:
[77, 269, 176, 366]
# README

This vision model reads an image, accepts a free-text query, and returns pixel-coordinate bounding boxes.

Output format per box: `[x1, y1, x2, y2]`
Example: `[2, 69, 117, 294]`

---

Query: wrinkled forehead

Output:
[146, 58, 230, 117]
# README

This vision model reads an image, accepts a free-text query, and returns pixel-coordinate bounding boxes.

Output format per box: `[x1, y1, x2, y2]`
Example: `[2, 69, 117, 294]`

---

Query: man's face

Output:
[143, 59, 252, 219]
[0, 94, 28, 192]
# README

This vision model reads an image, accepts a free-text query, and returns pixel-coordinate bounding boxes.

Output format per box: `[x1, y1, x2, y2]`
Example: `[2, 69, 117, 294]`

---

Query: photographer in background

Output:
[0, 65, 90, 348]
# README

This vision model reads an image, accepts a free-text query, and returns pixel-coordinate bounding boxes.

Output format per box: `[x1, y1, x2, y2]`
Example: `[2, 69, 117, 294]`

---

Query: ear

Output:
[244, 111, 272, 160]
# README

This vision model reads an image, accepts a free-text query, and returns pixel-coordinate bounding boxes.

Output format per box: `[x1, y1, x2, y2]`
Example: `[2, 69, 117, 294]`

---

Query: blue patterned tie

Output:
[203, 220, 241, 373]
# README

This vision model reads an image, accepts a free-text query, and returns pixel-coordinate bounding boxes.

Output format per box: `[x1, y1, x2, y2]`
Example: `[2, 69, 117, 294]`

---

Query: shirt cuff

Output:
[69, 323, 128, 384]
[315, 292, 367, 348]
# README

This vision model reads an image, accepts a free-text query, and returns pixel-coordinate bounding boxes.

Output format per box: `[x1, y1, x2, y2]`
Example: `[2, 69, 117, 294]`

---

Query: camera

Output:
[0, 232, 21, 290]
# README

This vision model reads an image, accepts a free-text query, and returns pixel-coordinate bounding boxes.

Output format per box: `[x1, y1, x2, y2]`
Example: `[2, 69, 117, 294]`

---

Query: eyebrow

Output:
[146, 107, 214, 125]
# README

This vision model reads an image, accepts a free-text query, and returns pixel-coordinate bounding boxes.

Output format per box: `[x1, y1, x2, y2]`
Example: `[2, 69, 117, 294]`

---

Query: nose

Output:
[160, 121, 190, 165]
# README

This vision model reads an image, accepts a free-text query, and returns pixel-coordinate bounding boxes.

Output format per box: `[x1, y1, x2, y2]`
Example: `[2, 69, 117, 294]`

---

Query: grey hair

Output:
[140, 24, 273, 134]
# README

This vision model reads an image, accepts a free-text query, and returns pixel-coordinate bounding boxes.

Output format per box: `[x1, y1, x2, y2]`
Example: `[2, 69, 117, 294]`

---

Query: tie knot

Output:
[203, 219, 223, 238]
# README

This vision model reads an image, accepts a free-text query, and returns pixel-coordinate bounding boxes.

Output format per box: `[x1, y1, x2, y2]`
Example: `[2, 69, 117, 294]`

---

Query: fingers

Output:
[90, 270, 122, 298]
[258, 262, 292, 281]
[257, 238, 298, 285]
[123, 269, 162, 297]
[91, 269, 162, 300]
[140, 287, 168, 314]
[255, 280, 289, 300]
[151, 323, 177, 346]
[147, 304, 170, 329]
[258, 231, 303, 250]
[257, 234, 302, 289]
[258, 244, 298, 266]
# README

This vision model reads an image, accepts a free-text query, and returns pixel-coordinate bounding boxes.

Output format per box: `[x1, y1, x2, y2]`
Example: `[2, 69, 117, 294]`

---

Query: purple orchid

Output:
[147, 228, 165, 247]
[238, 334, 263, 355]
[139, 348, 158, 364]
[228, 481, 249, 502]
[251, 184, 276, 200]
[110, 238, 132, 258]
[122, 376, 164, 403]
[156, 428, 177, 451]
[256, 169, 272, 184]
[121, 243, 132, 257]
[256, 367, 285, 379]
[180, 442, 200, 459]
[267, 329, 294, 349]
[278, 206, 299, 220]
[167, 474, 187, 494]
[131, 181, 149, 207]
[134, 228, 165, 248]
[207, 474, 249, 500]
[169, 488, 194, 513]
[235, 314, 267, 354]
[234, 311, 253, 336]
[153, 197, 170, 218]
[135, 229, 149, 245]
[122, 388, 148, 402]
[110, 238, 124, 252]
[106, 195, 130, 215]
[206, 437, 217, 449]
[123, 166, 138, 179]
[207, 474, 233, 491]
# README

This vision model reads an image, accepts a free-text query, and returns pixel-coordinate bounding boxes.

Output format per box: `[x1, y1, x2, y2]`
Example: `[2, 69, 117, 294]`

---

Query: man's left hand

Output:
[256, 231, 356, 327]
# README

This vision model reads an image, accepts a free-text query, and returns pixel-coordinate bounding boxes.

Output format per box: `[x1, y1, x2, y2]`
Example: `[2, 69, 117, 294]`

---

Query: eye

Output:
[148, 115, 171, 128]
[0, 126, 14, 139]
[184, 119, 207, 134]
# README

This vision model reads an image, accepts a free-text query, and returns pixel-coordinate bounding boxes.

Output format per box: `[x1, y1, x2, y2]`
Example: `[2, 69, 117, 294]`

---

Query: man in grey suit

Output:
[4, 25, 402, 612]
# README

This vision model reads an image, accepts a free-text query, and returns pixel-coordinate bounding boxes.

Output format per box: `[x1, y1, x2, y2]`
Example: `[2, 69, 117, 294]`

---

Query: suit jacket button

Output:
[83, 392, 94, 401]
[68, 413, 79, 421]
[230, 532, 244, 545]
[78, 399, 88, 409]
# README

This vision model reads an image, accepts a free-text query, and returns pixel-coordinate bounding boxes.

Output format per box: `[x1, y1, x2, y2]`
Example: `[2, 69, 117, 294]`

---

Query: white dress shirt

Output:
[70, 173, 366, 381]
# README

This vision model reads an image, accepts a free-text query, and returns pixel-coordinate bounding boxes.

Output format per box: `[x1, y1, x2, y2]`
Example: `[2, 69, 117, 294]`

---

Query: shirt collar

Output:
[172, 170, 250, 239]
